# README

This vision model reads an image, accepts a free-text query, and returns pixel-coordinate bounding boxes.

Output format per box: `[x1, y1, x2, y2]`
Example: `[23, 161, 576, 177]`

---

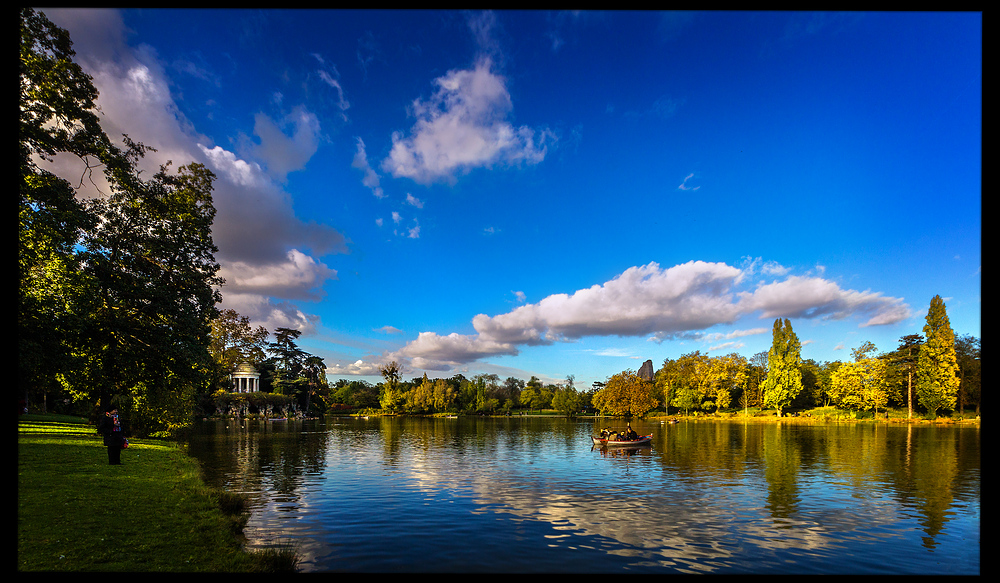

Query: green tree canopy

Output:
[592, 370, 659, 417]
[761, 318, 803, 416]
[916, 295, 960, 417]
[210, 310, 269, 369]
[829, 342, 889, 415]
[551, 385, 583, 417]
[378, 361, 404, 413]
[20, 9, 224, 436]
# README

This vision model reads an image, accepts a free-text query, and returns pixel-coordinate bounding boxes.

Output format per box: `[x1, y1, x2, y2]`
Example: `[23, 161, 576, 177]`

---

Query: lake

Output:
[183, 416, 980, 574]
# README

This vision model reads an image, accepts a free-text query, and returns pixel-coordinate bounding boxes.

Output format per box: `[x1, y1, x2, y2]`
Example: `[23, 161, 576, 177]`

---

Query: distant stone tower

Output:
[638, 359, 654, 382]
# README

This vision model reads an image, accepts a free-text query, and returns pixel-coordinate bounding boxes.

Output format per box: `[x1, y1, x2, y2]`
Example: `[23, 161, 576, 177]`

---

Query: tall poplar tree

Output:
[761, 318, 803, 416]
[916, 295, 960, 417]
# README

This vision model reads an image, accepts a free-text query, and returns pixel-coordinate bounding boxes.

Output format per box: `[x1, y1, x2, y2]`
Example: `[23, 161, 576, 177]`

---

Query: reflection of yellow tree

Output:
[592, 370, 659, 417]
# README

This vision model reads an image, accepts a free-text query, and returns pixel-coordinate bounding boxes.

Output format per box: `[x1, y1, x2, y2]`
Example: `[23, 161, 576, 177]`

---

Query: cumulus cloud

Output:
[381, 57, 554, 184]
[218, 249, 337, 302]
[392, 332, 520, 371]
[472, 262, 746, 345]
[348, 260, 911, 374]
[199, 143, 348, 265]
[738, 275, 912, 327]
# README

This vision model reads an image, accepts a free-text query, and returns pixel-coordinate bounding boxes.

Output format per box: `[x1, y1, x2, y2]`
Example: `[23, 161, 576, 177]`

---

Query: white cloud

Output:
[352, 137, 385, 199]
[739, 256, 791, 278]
[381, 57, 554, 184]
[199, 143, 348, 265]
[242, 106, 321, 182]
[473, 262, 746, 345]
[200, 145, 267, 188]
[391, 331, 520, 371]
[738, 275, 911, 327]
[678, 173, 701, 191]
[218, 249, 337, 302]
[693, 328, 771, 343]
[315, 64, 350, 121]
[355, 260, 911, 373]
[327, 359, 384, 377]
[406, 193, 424, 208]
[708, 341, 745, 352]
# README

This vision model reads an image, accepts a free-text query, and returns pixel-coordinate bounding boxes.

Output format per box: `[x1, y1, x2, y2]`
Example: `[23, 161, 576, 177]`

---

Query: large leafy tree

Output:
[592, 370, 659, 417]
[829, 342, 889, 416]
[79, 160, 223, 422]
[518, 376, 551, 411]
[302, 355, 328, 414]
[761, 318, 803, 416]
[705, 352, 747, 411]
[20, 9, 223, 432]
[916, 295, 960, 417]
[552, 385, 583, 417]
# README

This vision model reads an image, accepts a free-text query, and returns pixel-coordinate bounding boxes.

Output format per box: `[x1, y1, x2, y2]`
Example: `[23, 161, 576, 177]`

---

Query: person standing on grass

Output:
[97, 407, 128, 465]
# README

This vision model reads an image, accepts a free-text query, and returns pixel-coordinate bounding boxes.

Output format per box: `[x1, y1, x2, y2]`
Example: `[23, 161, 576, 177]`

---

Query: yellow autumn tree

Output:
[592, 370, 659, 417]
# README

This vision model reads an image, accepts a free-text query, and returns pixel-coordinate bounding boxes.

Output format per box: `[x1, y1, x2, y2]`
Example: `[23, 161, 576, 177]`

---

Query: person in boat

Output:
[625, 424, 638, 440]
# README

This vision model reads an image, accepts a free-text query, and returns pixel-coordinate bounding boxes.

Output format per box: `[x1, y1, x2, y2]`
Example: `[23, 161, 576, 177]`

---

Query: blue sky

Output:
[42, 10, 981, 388]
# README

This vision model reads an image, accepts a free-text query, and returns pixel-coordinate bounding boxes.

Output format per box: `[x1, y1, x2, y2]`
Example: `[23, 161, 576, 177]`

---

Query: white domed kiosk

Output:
[231, 361, 260, 393]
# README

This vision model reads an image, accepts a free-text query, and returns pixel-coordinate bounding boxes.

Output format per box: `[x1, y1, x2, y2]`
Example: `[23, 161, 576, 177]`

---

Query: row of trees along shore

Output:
[19, 9, 979, 437]
[320, 294, 979, 421]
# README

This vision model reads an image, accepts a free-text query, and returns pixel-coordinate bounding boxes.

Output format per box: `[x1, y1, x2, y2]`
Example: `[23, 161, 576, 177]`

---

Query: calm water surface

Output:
[184, 417, 979, 574]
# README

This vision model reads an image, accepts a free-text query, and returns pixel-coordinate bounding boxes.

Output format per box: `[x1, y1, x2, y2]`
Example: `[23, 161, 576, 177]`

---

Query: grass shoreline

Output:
[17, 414, 298, 572]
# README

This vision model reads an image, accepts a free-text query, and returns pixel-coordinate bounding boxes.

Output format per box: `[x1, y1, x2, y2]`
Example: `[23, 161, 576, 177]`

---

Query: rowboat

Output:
[591, 434, 652, 447]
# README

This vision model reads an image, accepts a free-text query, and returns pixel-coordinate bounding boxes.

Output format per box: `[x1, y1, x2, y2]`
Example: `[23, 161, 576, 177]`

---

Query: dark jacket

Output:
[98, 413, 127, 447]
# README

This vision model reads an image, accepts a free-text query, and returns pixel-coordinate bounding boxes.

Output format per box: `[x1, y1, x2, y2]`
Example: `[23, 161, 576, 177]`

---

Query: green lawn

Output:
[18, 416, 297, 572]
